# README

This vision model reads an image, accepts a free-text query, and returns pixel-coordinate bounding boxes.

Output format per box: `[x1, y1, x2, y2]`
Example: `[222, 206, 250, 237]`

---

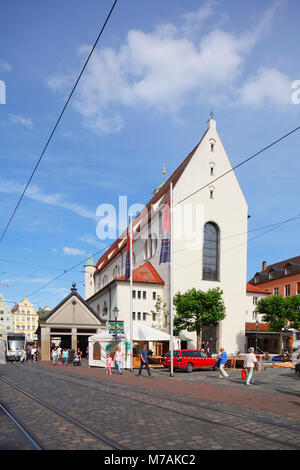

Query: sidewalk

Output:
[37, 361, 300, 419]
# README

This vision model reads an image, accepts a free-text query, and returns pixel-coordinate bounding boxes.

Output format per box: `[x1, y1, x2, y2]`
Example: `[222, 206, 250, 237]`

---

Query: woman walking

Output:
[114, 347, 123, 374]
[52, 347, 58, 365]
[243, 347, 258, 386]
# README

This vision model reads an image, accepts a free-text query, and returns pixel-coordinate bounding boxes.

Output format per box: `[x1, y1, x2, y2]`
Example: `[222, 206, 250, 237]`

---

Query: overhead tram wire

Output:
[27, 242, 113, 298]
[0, 0, 119, 245]
[173, 124, 300, 208]
[173, 210, 300, 272]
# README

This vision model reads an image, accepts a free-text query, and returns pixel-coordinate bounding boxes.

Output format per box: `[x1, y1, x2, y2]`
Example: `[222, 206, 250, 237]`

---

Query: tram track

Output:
[0, 376, 122, 450]
[5, 364, 300, 450]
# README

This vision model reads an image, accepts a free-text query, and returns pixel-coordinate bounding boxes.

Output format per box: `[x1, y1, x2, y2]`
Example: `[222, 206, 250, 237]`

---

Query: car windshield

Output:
[165, 351, 179, 358]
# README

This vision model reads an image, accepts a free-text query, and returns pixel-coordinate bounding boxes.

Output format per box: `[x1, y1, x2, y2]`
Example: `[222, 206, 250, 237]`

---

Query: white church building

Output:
[85, 116, 248, 355]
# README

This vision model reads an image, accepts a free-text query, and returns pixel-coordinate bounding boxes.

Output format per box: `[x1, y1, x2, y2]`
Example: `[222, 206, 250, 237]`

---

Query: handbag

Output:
[241, 368, 247, 380]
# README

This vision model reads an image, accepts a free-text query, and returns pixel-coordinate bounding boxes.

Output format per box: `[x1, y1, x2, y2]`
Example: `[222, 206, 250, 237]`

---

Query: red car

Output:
[163, 349, 217, 373]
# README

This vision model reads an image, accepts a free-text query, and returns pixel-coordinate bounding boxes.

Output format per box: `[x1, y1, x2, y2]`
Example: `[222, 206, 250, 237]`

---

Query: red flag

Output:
[11, 304, 19, 313]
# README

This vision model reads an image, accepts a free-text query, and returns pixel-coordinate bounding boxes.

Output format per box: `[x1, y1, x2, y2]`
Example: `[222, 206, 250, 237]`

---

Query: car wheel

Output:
[186, 362, 194, 373]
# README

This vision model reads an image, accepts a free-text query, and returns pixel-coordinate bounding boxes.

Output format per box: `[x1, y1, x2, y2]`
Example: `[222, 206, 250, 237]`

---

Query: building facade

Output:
[249, 256, 300, 296]
[85, 117, 249, 354]
[0, 293, 14, 339]
[13, 297, 39, 343]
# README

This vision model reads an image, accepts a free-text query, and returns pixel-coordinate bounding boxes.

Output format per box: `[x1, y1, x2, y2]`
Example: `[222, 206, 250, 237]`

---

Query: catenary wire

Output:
[0, 0, 118, 245]
[173, 124, 300, 208]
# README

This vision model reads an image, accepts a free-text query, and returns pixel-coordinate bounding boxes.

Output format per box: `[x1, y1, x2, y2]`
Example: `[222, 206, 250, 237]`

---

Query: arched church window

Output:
[202, 222, 219, 281]
[144, 234, 157, 260]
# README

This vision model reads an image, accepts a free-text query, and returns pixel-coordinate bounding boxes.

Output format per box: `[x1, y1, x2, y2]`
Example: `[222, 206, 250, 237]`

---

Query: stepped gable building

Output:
[85, 116, 249, 354]
[249, 256, 300, 297]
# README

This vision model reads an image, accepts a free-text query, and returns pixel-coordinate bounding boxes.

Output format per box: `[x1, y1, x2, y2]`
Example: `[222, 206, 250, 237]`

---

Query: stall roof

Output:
[89, 321, 170, 342]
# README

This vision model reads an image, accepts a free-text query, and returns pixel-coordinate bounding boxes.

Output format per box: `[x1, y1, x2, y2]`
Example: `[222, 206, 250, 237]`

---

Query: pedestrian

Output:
[86, 346, 89, 360]
[106, 353, 112, 375]
[21, 349, 26, 363]
[31, 346, 36, 363]
[243, 347, 258, 386]
[52, 347, 58, 365]
[205, 341, 210, 355]
[138, 344, 152, 377]
[114, 347, 123, 374]
[57, 345, 62, 360]
[62, 348, 68, 366]
[218, 347, 229, 379]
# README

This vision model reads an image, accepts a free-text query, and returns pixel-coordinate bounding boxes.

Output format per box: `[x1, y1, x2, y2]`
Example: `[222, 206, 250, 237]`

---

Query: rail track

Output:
[4, 363, 300, 450]
[0, 376, 122, 450]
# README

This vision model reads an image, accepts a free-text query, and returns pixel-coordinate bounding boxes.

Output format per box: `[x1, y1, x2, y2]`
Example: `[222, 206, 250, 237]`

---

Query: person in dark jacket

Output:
[138, 345, 152, 377]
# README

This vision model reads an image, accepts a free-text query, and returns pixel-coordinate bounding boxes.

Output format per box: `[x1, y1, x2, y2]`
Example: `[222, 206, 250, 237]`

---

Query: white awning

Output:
[89, 321, 170, 342]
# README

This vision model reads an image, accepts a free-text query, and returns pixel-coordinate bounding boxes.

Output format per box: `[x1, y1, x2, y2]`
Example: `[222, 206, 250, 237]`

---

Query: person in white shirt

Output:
[243, 347, 258, 386]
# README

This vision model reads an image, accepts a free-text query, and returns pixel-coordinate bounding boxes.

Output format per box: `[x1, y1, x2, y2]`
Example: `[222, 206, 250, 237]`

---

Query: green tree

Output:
[256, 294, 300, 352]
[173, 287, 226, 349]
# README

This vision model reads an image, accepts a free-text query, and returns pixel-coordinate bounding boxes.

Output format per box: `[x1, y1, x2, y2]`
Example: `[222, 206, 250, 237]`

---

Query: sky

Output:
[0, 0, 300, 310]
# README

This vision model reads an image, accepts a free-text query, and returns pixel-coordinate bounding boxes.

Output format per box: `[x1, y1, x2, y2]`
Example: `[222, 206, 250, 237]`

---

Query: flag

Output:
[11, 304, 19, 313]
[159, 192, 171, 264]
[125, 227, 131, 280]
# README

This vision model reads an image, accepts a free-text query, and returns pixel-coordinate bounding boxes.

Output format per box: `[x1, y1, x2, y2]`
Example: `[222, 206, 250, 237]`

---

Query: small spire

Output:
[162, 164, 166, 182]
[71, 282, 77, 292]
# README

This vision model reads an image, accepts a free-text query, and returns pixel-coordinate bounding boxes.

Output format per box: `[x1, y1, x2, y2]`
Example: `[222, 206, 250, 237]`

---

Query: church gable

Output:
[46, 293, 101, 326]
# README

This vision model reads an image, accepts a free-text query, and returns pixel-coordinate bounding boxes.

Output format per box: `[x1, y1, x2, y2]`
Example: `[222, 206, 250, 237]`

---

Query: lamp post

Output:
[255, 318, 259, 354]
[113, 307, 119, 343]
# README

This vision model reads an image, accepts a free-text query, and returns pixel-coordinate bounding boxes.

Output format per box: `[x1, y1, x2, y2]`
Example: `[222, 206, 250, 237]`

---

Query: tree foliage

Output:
[173, 287, 226, 348]
[256, 295, 300, 331]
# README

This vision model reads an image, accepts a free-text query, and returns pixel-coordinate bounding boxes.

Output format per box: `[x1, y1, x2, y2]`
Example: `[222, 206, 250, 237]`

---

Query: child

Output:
[106, 354, 112, 375]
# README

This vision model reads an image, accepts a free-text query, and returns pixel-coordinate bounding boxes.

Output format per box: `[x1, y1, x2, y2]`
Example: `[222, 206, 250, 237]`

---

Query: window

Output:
[274, 287, 279, 295]
[143, 234, 158, 260]
[143, 291, 146, 299]
[202, 222, 219, 281]
[22, 317, 25, 321]
[138, 291, 141, 299]
[210, 167, 214, 176]
[0, 318, 3, 321]
[27, 317, 30, 322]
[7, 326, 10, 330]
[253, 297, 258, 305]
[137, 312, 141, 320]
[153, 292, 156, 300]
[209, 190, 214, 199]
[143, 312, 147, 321]
[16, 317, 19, 321]
[211, 143, 214, 152]
[132, 290, 136, 299]
[27, 326, 30, 330]
[284, 285, 290, 297]
[132, 312, 136, 320]
[152, 312, 156, 322]
[113, 265, 120, 278]
[252, 311, 257, 320]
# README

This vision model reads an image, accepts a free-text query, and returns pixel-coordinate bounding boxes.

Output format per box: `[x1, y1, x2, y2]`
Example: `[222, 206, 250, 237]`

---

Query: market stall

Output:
[88, 321, 178, 369]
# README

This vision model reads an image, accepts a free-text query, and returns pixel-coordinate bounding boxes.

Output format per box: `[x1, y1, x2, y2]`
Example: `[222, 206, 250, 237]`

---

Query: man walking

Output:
[138, 344, 152, 377]
[218, 347, 229, 379]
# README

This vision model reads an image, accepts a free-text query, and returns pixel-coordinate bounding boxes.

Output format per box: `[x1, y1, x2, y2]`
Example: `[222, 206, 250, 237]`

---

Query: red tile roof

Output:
[117, 261, 164, 285]
[245, 322, 270, 332]
[246, 283, 271, 294]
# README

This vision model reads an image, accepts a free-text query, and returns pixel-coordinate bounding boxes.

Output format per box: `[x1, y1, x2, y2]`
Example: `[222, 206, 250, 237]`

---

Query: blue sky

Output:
[0, 0, 300, 309]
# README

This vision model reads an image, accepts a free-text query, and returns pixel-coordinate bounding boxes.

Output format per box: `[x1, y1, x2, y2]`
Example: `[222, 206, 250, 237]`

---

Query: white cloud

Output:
[78, 234, 103, 247]
[0, 60, 12, 72]
[237, 68, 292, 108]
[0, 177, 96, 220]
[9, 114, 33, 129]
[47, 1, 284, 134]
[63, 247, 85, 256]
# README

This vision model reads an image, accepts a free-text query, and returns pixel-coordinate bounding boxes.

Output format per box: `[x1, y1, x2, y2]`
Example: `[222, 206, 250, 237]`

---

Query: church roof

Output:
[95, 127, 208, 274]
[116, 261, 164, 285]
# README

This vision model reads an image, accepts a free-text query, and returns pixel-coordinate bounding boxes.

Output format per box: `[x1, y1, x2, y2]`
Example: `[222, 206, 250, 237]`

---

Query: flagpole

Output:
[169, 182, 174, 377]
[129, 214, 133, 372]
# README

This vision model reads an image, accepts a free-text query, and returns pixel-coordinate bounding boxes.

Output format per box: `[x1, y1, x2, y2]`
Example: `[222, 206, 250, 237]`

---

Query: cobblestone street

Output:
[0, 361, 299, 450]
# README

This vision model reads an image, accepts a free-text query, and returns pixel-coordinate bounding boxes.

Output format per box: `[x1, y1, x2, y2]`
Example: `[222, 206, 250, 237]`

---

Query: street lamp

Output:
[113, 307, 119, 342]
